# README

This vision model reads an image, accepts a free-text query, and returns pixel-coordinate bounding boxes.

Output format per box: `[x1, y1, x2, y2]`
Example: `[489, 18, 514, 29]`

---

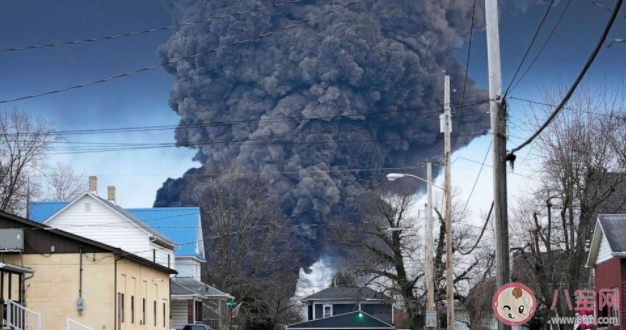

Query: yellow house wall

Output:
[116, 259, 171, 330]
[3, 253, 116, 330]
[2, 254, 172, 330]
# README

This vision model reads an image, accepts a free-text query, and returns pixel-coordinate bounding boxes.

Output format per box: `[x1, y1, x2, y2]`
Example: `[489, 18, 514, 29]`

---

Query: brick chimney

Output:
[89, 176, 97, 194]
[107, 186, 116, 204]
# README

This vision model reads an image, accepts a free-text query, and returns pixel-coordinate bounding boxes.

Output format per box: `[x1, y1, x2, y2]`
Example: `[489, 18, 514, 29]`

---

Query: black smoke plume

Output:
[155, 0, 490, 265]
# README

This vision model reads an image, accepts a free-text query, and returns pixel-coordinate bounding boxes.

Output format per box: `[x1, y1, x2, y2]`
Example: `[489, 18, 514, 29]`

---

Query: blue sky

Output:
[0, 0, 624, 211]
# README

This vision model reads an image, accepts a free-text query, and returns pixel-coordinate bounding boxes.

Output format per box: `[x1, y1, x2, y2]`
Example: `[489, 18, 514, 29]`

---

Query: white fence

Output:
[66, 318, 95, 330]
[5, 300, 41, 330]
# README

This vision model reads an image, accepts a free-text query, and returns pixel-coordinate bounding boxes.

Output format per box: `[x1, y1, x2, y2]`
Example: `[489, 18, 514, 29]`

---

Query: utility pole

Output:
[426, 161, 435, 327]
[442, 73, 454, 330]
[485, 0, 510, 329]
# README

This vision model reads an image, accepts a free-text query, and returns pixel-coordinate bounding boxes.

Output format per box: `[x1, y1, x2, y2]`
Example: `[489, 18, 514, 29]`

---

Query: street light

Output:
[386, 168, 437, 329]
[386, 173, 444, 190]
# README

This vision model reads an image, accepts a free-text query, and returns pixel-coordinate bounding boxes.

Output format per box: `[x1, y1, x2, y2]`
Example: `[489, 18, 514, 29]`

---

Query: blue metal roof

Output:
[29, 201, 204, 260]
[127, 208, 204, 260]
[29, 201, 68, 223]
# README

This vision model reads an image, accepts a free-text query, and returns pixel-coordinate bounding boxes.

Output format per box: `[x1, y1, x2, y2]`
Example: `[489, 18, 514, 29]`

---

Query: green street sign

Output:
[226, 302, 237, 306]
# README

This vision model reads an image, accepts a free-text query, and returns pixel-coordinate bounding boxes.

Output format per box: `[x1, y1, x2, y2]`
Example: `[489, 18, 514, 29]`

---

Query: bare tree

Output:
[42, 161, 85, 200]
[191, 163, 302, 330]
[510, 79, 626, 330]
[0, 108, 59, 215]
[328, 187, 494, 330]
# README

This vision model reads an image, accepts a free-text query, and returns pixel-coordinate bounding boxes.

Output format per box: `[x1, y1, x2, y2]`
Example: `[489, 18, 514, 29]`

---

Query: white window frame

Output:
[323, 304, 332, 318]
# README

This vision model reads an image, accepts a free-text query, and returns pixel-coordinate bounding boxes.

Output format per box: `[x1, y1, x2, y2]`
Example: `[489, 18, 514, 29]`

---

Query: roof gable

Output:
[0, 210, 176, 275]
[286, 311, 393, 329]
[41, 192, 175, 246]
[585, 215, 626, 267]
[303, 287, 390, 301]
[29, 199, 203, 257]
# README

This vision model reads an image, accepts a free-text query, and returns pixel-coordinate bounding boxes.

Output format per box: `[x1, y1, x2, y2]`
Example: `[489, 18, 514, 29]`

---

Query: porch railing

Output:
[66, 318, 94, 330]
[5, 300, 41, 330]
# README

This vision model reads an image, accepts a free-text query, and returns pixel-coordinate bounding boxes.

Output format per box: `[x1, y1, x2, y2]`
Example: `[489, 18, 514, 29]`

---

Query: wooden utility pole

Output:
[485, 0, 510, 329]
[442, 73, 454, 330]
[426, 161, 435, 326]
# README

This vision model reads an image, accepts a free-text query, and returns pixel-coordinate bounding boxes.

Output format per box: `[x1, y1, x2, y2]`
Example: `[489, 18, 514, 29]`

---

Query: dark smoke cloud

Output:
[155, 0, 490, 264]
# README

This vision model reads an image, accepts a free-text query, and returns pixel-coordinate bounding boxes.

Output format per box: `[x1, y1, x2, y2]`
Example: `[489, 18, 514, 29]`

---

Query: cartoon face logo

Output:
[493, 283, 536, 325]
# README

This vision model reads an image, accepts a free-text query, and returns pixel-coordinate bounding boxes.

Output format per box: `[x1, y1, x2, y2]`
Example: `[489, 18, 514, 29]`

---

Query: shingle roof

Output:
[303, 287, 390, 301]
[286, 311, 394, 329]
[173, 277, 233, 299]
[598, 214, 626, 252]
[29, 198, 204, 259]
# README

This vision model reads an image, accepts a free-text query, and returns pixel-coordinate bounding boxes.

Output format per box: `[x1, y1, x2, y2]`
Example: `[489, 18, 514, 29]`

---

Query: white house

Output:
[30, 178, 176, 269]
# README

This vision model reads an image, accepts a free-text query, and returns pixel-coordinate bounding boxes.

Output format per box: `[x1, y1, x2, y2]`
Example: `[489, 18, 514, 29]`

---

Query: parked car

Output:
[182, 324, 212, 330]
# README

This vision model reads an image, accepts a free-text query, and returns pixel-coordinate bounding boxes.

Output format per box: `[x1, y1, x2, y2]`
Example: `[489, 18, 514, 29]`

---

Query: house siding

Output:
[594, 257, 622, 330]
[314, 304, 323, 319]
[176, 259, 201, 281]
[46, 195, 150, 257]
[333, 304, 359, 316]
[361, 303, 393, 324]
[171, 300, 188, 330]
[598, 232, 613, 264]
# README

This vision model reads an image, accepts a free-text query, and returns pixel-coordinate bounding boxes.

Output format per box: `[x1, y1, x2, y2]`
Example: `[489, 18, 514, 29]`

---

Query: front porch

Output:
[0, 262, 36, 330]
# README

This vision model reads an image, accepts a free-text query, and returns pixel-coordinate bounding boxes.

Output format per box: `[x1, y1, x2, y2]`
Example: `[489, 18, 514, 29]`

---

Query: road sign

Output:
[226, 301, 237, 306]
[426, 311, 437, 327]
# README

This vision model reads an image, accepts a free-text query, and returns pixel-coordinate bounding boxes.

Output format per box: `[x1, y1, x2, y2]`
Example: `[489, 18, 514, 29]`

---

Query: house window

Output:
[323, 305, 332, 318]
[143, 298, 146, 326]
[154, 301, 157, 326]
[163, 303, 166, 328]
[131, 296, 135, 324]
[85, 203, 91, 212]
[614, 307, 620, 325]
[121, 293, 125, 323]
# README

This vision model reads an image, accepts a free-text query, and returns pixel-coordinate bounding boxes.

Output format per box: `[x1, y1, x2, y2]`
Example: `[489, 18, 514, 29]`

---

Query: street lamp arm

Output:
[386, 173, 444, 190]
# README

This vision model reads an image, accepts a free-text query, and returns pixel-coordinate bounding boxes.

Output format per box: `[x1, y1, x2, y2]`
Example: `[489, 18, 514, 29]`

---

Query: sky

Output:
[0, 0, 624, 224]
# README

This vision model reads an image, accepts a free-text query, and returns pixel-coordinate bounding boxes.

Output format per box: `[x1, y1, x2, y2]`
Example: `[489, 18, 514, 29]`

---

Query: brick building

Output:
[585, 214, 626, 330]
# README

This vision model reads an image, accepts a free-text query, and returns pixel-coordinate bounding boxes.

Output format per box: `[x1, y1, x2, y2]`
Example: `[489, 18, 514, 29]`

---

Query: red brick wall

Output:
[594, 258, 622, 330]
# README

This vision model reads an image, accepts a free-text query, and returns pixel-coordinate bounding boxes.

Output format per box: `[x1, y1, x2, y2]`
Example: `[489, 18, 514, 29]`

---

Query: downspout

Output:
[78, 246, 84, 316]
[22, 272, 35, 307]
[114, 256, 123, 330]
[79, 247, 83, 299]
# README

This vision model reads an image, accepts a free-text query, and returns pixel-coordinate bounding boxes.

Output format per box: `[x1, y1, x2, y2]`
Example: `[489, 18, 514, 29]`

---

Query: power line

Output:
[507, 0, 574, 94]
[43, 108, 489, 151]
[587, 0, 626, 19]
[507, 0, 624, 157]
[503, 0, 557, 97]
[0, 0, 368, 105]
[3, 99, 490, 138]
[452, 0, 480, 149]
[0, 0, 314, 54]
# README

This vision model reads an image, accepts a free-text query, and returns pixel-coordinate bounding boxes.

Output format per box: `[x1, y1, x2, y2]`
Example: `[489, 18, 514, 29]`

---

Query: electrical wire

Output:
[0, 0, 369, 105]
[452, 0, 480, 150]
[503, 0, 558, 97]
[0, 99, 490, 137]
[0, 0, 314, 54]
[507, 0, 574, 94]
[587, 0, 626, 19]
[507, 0, 624, 157]
[48, 132, 491, 155]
